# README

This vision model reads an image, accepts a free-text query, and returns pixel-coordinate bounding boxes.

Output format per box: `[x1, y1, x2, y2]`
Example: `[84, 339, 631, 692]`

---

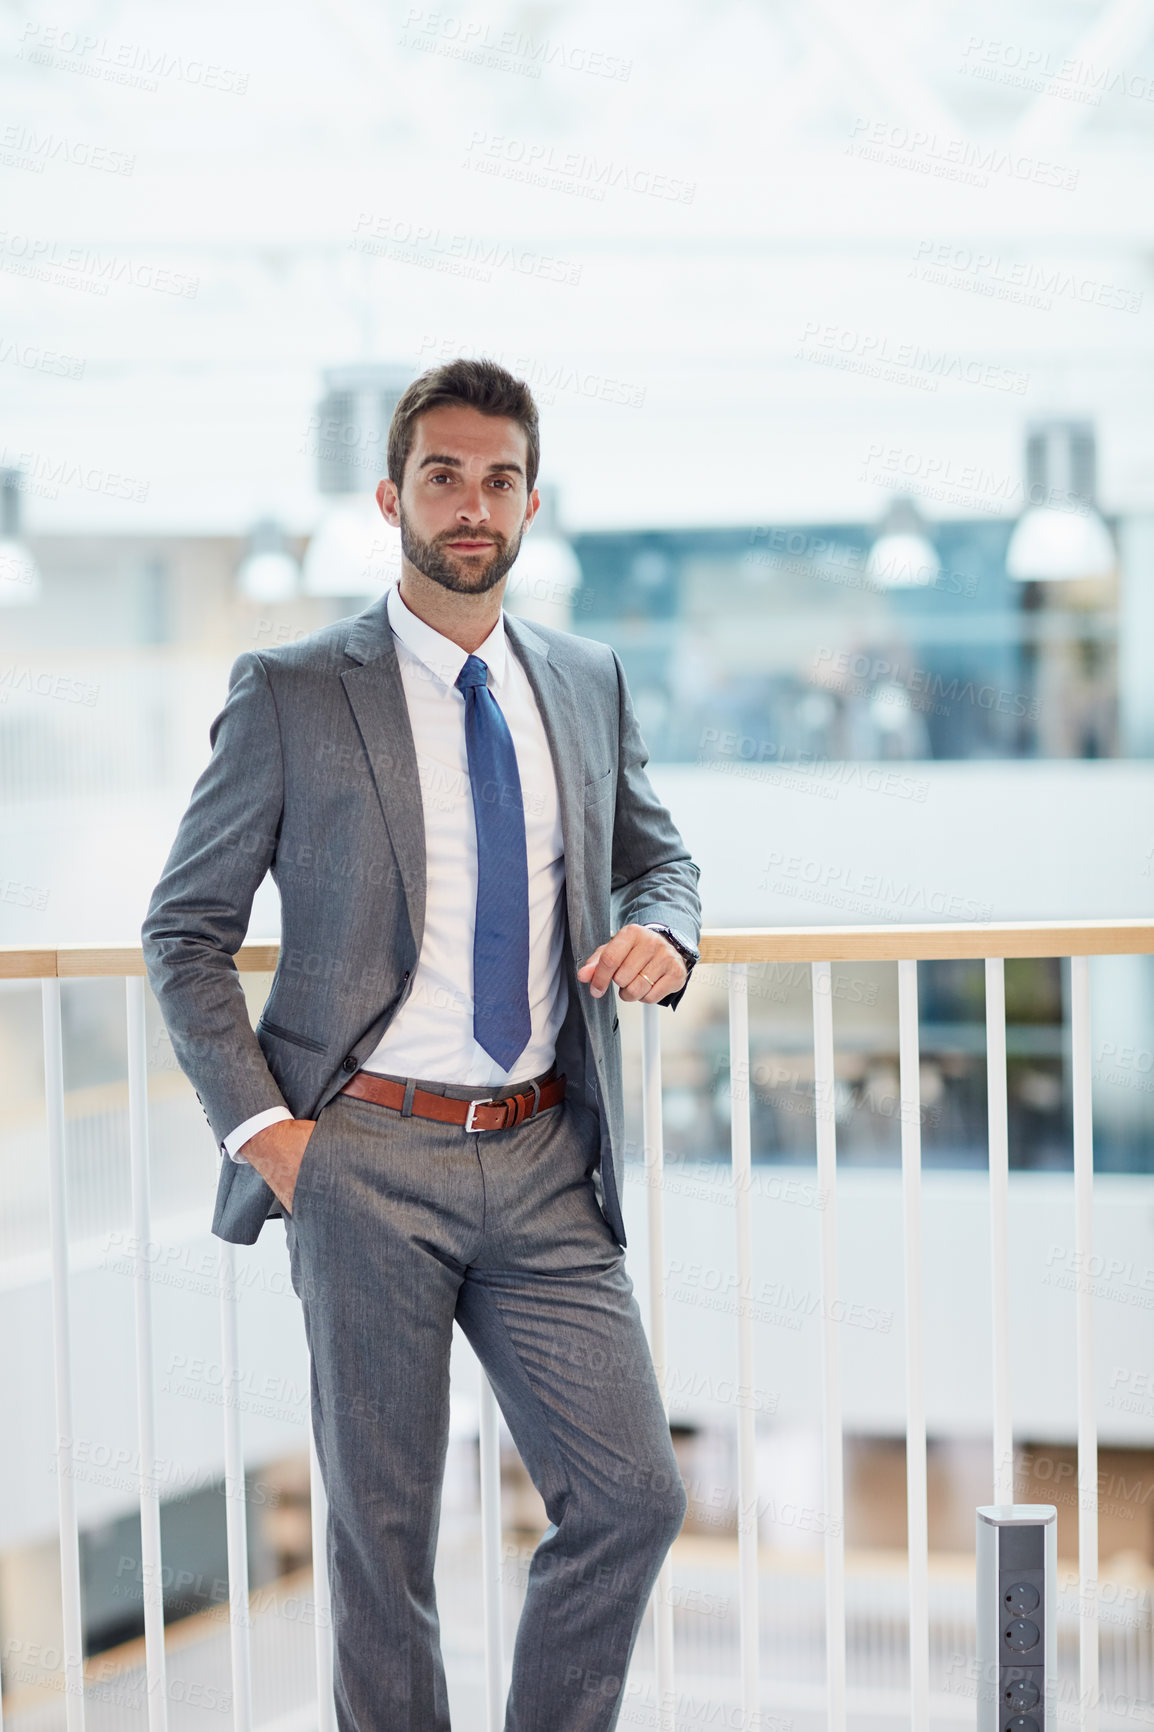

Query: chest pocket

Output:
[584, 768, 614, 806]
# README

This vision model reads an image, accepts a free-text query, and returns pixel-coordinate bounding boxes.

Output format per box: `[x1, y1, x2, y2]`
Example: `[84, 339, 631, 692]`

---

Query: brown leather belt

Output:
[339, 1068, 567, 1133]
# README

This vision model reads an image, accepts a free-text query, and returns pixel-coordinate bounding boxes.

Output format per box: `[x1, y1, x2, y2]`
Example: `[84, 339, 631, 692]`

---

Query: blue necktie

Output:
[454, 654, 532, 1072]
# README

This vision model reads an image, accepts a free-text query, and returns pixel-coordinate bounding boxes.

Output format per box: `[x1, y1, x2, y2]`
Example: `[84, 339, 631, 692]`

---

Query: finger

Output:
[576, 946, 604, 981]
[604, 930, 669, 1001]
[618, 957, 676, 1003]
[621, 936, 689, 1002]
[611, 928, 674, 992]
[612, 945, 663, 999]
[588, 934, 631, 997]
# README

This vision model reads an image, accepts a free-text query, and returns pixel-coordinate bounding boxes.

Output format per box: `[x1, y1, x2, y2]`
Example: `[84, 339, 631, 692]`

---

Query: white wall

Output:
[648, 760, 1154, 927]
[3, 759, 1152, 948]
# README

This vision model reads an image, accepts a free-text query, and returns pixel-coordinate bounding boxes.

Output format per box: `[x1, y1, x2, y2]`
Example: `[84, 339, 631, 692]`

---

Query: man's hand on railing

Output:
[577, 923, 688, 1004]
[242, 1117, 317, 1215]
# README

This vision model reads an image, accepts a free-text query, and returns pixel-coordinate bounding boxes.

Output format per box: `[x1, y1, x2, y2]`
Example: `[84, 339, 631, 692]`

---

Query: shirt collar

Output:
[386, 581, 507, 692]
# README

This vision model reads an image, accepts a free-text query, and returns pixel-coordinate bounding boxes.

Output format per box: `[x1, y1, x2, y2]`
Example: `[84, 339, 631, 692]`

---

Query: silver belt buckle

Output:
[465, 1096, 495, 1133]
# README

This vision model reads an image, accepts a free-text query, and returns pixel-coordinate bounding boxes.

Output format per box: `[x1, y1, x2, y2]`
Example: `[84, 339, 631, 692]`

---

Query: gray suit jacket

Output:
[141, 593, 701, 1249]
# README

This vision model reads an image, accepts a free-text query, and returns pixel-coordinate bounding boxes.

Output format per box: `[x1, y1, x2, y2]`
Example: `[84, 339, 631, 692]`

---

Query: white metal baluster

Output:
[41, 977, 86, 1730]
[641, 1001, 676, 1729]
[811, 961, 846, 1732]
[897, 961, 928, 1731]
[1071, 955, 1099, 1732]
[479, 1373, 504, 1731]
[727, 968, 759, 1725]
[308, 1429, 335, 1732]
[125, 977, 168, 1731]
[985, 958, 1013, 1503]
[218, 1240, 252, 1732]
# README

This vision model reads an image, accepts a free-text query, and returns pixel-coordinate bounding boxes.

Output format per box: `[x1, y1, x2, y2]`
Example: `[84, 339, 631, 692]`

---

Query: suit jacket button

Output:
[342, 1056, 358, 1073]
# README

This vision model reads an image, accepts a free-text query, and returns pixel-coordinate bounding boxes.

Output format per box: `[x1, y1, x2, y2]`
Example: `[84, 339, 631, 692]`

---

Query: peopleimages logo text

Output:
[847, 116, 1078, 189]
[18, 23, 248, 93]
[0, 233, 198, 297]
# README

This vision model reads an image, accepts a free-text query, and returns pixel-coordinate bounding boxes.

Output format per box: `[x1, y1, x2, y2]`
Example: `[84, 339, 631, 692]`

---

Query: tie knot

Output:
[455, 654, 489, 694]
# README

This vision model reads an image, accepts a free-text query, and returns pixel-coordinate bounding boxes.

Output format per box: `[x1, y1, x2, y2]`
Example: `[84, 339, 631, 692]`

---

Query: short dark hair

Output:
[387, 358, 540, 494]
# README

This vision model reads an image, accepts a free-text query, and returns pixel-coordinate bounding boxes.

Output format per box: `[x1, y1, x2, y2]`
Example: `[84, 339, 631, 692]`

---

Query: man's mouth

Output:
[446, 539, 496, 552]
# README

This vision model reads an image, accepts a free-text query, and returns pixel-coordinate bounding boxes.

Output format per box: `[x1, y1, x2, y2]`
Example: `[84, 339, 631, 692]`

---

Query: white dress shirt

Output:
[224, 583, 569, 1160]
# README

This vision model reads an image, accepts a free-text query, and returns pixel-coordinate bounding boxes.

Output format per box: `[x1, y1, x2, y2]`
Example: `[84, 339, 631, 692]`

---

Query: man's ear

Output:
[377, 476, 400, 526]
[524, 486, 540, 531]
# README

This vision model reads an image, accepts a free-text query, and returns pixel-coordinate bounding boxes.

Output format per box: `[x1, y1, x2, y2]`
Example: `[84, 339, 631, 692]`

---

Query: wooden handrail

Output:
[698, 919, 1154, 962]
[1, 920, 1153, 979]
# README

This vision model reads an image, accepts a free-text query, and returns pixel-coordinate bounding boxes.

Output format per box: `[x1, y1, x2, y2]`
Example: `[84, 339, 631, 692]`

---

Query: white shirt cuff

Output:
[223, 1106, 293, 1163]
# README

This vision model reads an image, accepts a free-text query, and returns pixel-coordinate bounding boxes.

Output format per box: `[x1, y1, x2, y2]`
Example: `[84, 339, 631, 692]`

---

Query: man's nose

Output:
[456, 484, 490, 522]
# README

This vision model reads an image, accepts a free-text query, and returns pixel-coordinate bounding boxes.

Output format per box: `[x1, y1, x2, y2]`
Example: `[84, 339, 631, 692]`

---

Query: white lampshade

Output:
[0, 469, 40, 606]
[865, 530, 941, 589]
[302, 496, 401, 598]
[237, 521, 300, 603]
[237, 550, 299, 603]
[503, 532, 582, 628]
[870, 682, 913, 730]
[1005, 505, 1115, 581]
[0, 536, 41, 606]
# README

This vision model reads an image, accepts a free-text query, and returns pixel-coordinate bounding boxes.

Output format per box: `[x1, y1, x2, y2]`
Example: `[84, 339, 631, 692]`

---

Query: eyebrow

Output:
[417, 452, 524, 477]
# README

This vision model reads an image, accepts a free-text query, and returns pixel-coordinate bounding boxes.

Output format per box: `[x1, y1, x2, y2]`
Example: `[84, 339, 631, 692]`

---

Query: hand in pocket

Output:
[243, 1117, 318, 1214]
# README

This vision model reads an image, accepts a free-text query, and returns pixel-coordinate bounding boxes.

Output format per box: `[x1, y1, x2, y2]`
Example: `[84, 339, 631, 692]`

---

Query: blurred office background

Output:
[1, 0, 1153, 1726]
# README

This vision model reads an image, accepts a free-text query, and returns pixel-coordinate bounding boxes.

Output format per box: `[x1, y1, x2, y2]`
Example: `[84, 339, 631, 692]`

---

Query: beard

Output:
[397, 506, 525, 595]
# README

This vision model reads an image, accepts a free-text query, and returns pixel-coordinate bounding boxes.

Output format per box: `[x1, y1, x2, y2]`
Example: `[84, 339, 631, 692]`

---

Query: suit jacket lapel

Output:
[504, 613, 588, 955]
[337, 599, 589, 973]
[340, 597, 427, 956]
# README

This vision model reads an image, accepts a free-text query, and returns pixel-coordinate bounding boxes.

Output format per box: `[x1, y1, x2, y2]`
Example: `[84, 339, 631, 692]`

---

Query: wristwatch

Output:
[642, 922, 700, 980]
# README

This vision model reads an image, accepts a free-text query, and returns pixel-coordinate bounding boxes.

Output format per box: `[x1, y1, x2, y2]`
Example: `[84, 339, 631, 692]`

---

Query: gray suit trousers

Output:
[283, 1077, 687, 1731]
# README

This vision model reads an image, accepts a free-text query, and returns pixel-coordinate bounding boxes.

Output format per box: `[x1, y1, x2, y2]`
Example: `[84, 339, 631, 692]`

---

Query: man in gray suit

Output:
[142, 359, 702, 1731]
